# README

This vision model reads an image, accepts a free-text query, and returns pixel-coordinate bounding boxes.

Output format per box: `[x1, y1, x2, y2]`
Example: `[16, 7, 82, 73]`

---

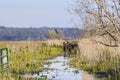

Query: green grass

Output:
[10, 47, 62, 74]
[0, 41, 63, 80]
[10, 46, 62, 79]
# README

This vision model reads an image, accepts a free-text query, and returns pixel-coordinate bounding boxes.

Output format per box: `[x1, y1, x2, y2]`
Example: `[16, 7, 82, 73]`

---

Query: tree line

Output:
[0, 26, 83, 41]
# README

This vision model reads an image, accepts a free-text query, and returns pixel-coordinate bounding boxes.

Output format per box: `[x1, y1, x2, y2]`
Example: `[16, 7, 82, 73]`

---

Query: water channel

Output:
[24, 56, 106, 80]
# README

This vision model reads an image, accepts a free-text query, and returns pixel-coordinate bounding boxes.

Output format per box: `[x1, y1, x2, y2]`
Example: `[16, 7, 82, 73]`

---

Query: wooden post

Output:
[0, 48, 10, 80]
[0, 50, 2, 64]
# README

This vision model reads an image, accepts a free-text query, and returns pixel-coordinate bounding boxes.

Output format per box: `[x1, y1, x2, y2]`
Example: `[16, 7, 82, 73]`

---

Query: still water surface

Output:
[24, 56, 105, 80]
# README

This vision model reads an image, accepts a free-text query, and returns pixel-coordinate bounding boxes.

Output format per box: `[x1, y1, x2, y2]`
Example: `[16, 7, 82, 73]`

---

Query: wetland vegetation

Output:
[70, 38, 120, 80]
[0, 39, 120, 80]
[0, 40, 63, 80]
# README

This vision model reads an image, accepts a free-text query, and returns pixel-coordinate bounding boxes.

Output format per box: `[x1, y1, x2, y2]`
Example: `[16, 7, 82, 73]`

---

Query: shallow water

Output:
[24, 56, 105, 80]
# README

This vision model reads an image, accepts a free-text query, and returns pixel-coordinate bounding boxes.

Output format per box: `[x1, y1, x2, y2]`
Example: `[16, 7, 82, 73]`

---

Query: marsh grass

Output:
[70, 37, 120, 80]
[0, 41, 63, 80]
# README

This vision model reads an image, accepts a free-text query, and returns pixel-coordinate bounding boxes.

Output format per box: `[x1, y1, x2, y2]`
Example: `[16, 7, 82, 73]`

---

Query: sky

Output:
[0, 0, 75, 28]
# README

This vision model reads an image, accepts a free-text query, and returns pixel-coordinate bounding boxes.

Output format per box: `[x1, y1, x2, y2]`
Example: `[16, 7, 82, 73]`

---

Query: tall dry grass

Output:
[73, 35, 120, 79]
[45, 39, 66, 46]
[78, 36, 120, 64]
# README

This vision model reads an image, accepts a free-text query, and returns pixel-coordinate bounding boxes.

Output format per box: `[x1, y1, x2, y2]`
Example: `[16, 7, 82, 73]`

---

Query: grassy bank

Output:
[70, 37, 120, 80]
[0, 41, 63, 80]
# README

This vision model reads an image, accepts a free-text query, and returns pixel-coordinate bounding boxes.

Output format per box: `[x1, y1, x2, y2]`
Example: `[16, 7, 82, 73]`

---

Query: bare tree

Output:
[72, 0, 120, 47]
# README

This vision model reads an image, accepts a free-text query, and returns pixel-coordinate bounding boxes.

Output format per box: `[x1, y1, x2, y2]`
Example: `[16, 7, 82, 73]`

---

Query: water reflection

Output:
[24, 56, 105, 80]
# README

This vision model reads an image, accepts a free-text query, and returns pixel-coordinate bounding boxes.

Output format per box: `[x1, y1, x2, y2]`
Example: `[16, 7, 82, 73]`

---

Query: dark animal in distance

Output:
[63, 42, 79, 57]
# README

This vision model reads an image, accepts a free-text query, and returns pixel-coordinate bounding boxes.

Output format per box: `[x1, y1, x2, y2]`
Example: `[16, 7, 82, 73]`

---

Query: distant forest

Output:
[0, 26, 83, 41]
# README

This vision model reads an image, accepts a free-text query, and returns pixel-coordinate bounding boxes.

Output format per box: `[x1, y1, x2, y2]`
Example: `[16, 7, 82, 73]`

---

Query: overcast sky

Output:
[0, 0, 75, 28]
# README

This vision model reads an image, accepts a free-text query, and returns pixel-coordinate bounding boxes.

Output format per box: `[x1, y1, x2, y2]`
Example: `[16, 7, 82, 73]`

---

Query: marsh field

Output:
[0, 40, 64, 80]
[0, 39, 120, 80]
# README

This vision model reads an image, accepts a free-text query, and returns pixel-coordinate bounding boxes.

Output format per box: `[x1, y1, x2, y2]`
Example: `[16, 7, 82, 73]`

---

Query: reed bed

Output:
[70, 36, 120, 80]
[0, 41, 63, 80]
